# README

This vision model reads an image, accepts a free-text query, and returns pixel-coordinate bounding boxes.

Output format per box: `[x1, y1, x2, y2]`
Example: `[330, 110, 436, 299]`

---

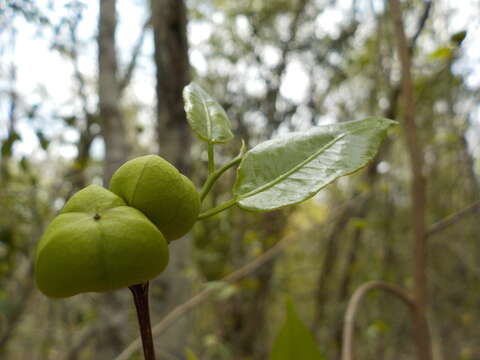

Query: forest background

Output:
[1, 0, 480, 359]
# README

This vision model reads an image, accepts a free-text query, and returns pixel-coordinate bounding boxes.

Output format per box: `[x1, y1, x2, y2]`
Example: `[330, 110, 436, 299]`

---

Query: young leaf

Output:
[183, 82, 234, 144]
[234, 117, 396, 211]
[270, 300, 325, 360]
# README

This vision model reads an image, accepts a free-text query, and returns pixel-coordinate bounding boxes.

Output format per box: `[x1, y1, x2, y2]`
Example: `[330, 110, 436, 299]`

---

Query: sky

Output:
[0, 0, 479, 162]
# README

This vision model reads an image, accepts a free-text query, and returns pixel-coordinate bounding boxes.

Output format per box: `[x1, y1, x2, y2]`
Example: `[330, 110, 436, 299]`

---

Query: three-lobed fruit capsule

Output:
[35, 155, 200, 298]
[109, 155, 200, 242]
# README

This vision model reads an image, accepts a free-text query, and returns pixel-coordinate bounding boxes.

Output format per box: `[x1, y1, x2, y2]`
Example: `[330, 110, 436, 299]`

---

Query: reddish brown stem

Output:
[129, 282, 156, 360]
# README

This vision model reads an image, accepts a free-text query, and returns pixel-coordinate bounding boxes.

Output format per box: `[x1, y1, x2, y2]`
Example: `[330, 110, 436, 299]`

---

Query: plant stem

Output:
[200, 157, 242, 201]
[129, 282, 156, 360]
[200, 140, 246, 201]
[207, 143, 215, 174]
[198, 198, 237, 220]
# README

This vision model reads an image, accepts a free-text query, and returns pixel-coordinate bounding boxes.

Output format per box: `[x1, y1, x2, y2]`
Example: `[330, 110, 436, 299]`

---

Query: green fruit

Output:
[35, 185, 169, 298]
[109, 155, 200, 241]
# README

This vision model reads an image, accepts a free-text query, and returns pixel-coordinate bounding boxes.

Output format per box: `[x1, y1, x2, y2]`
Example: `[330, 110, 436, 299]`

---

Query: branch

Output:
[427, 200, 480, 237]
[114, 235, 292, 360]
[341, 281, 415, 360]
[256, 0, 310, 131]
[66, 12, 90, 118]
[410, 0, 433, 53]
[390, 0, 431, 358]
[119, 17, 151, 95]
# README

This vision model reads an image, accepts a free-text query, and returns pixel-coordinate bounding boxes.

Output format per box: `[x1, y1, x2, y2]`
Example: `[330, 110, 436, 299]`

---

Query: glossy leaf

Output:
[183, 82, 234, 144]
[270, 300, 325, 360]
[234, 117, 396, 211]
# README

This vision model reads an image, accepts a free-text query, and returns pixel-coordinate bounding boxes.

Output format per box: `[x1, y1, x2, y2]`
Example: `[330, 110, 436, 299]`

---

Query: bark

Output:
[389, 0, 432, 359]
[96, 1, 131, 357]
[151, 0, 191, 173]
[149, 0, 193, 357]
[98, 0, 129, 184]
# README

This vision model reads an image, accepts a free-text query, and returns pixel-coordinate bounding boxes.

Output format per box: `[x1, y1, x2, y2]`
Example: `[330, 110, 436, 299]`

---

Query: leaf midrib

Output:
[237, 133, 347, 200]
[237, 122, 382, 201]
[197, 87, 213, 141]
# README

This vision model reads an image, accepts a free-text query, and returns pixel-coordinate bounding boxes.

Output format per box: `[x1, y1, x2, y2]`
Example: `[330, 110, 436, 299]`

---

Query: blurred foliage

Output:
[0, 0, 479, 359]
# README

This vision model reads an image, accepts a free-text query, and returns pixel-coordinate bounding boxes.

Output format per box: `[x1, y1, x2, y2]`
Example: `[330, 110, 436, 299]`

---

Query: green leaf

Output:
[19, 156, 30, 171]
[450, 30, 467, 45]
[36, 131, 50, 150]
[270, 300, 325, 360]
[1, 132, 21, 157]
[429, 47, 453, 60]
[183, 82, 234, 144]
[234, 117, 396, 211]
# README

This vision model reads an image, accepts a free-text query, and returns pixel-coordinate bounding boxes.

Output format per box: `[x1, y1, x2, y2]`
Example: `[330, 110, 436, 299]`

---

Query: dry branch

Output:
[341, 281, 415, 360]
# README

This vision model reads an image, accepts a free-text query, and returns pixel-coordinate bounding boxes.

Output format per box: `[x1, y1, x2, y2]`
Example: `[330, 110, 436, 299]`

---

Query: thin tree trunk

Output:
[97, 1, 130, 357]
[98, 0, 129, 184]
[150, 0, 193, 357]
[151, 0, 191, 173]
[389, 1, 432, 359]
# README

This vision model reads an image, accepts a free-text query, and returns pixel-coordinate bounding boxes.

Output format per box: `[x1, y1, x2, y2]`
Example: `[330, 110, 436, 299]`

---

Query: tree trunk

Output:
[151, 0, 191, 173]
[98, 0, 129, 184]
[97, 1, 130, 357]
[150, 0, 193, 357]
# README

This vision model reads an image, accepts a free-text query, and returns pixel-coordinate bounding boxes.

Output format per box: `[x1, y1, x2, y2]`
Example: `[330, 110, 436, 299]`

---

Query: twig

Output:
[119, 17, 151, 94]
[427, 200, 480, 237]
[410, 1, 433, 53]
[341, 281, 415, 360]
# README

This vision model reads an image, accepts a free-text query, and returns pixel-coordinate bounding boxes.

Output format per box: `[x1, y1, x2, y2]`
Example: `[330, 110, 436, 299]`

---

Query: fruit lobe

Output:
[109, 155, 200, 241]
[35, 185, 169, 298]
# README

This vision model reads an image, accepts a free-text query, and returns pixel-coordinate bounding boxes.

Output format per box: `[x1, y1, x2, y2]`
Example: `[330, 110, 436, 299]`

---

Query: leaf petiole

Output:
[197, 198, 237, 220]
[200, 140, 246, 202]
[207, 142, 215, 174]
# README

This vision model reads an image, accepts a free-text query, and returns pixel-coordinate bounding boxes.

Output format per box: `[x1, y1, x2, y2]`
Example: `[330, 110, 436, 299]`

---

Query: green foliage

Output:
[35, 131, 50, 151]
[183, 82, 234, 144]
[270, 300, 325, 360]
[1, 132, 21, 158]
[450, 30, 467, 45]
[429, 46, 454, 60]
[233, 117, 396, 211]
